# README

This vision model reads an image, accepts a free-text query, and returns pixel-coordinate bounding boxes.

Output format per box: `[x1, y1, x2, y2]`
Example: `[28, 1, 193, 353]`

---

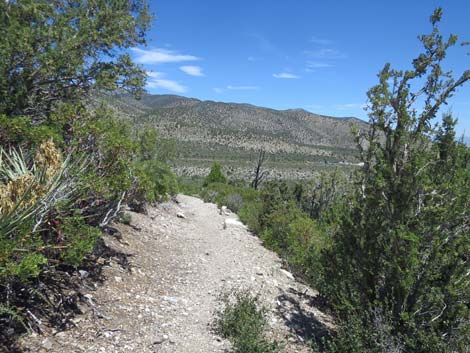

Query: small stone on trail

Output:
[176, 212, 186, 219]
[280, 269, 295, 280]
[212, 339, 223, 346]
[153, 335, 167, 344]
[41, 338, 53, 350]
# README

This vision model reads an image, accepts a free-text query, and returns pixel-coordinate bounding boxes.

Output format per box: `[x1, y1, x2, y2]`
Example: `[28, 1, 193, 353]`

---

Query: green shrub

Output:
[214, 289, 280, 353]
[178, 176, 204, 196]
[225, 193, 244, 213]
[118, 212, 132, 225]
[201, 182, 259, 208]
[59, 217, 100, 267]
[0, 115, 63, 147]
[133, 160, 178, 203]
[320, 11, 470, 351]
[238, 200, 263, 233]
[260, 201, 302, 255]
[74, 108, 137, 200]
[203, 162, 227, 186]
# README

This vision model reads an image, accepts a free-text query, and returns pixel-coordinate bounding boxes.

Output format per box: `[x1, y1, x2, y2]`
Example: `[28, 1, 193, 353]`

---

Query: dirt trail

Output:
[21, 195, 332, 353]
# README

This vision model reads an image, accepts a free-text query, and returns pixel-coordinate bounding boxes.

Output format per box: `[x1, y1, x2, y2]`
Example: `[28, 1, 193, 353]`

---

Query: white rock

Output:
[280, 269, 295, 280]
[223, 218, 246, 229]
[41, 338, 53, 350]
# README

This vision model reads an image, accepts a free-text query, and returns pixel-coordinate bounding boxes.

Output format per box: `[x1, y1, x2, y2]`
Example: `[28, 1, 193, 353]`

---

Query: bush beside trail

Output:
[0, 1, 178, 349]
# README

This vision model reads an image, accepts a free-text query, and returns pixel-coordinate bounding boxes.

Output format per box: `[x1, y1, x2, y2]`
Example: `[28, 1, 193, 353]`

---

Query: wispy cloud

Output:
[248, 56, 263, 62]
[247, 32, 285, 58]
[305, 61, 335, 72]
[310, 36, 333, 45]
[248, 33, 276, 52]
[306, 61, 335, 69]
[273, 73, 300, 79]
[180, 65, 204, 77]
[335, 103, 367, 110]
[213, 85, 260, 93]
[132, 48, 199, 64]
[304, 48, 346, 59]
[227, 85, 259, 90]
[146, 71, 187, 93]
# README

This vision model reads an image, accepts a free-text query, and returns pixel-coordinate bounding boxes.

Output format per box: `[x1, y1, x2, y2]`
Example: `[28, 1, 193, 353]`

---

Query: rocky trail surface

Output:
[21, 195, 332, 353]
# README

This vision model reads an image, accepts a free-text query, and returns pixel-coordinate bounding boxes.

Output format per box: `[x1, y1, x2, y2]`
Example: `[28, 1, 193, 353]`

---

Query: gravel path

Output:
[21, 195, 332, 353]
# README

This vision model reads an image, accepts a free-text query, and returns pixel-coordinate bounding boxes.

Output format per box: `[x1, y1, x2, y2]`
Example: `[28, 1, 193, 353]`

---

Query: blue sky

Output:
[130, 0, 470, 137]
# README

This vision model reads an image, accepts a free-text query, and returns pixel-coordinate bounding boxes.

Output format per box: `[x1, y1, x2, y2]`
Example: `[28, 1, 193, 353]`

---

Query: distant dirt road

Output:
[21, 195, 332, 353]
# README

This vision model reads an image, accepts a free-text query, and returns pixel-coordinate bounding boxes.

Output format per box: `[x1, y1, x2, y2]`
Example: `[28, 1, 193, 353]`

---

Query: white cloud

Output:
[335, 103, 367, 110]
[227, 85, 259, 90]
[146, 71, 187, 93]
[304, 48, 346, 59]
[306, 61, 334, 69]
[310, 37, 333, 45]
[305, 61, 335, 72]
[213, 85, 260, 92]
[179, 65, 204, 77]
[147, 71, 164, 79]
[132, 47, 199, 64]
[272, 73, 300, 79]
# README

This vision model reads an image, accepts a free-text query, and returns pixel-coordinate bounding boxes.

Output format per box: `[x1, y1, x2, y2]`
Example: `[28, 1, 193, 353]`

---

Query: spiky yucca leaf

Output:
[0, 141, 85, 238]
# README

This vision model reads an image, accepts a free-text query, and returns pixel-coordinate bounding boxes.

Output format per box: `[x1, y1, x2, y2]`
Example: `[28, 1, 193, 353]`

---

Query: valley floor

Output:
[20, 195, 332, 353]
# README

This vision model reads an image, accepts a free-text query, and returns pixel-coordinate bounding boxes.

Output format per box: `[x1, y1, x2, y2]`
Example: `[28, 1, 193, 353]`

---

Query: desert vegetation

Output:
[191, 9, 470, 352]
[214, 289, 281, 353]
[1, 2, 469, 353]
[0, 1, 179, 349]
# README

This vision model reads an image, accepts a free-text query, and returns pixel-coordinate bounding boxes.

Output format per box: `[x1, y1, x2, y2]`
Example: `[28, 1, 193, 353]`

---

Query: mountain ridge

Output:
[109, 92, 365, 123]
[99, 92, 368, 178]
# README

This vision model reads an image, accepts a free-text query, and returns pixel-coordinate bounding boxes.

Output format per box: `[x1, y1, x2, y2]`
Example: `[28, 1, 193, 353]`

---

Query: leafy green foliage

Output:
[69, 106, 178, 216]
[75, 107, 137, 200]
[0, 0, 150, 119]
[295, 169, 350, 224]
[118, 212, 132, 225]
[0, 0, 160, 343]
[203, 162, 227, 186]
[201, 182, 258, 210]
[214, 289, 281, 353]
[320, 9, 470, 352]
[59, 217, 100, 267]
[133, 160, 178, 203]
[131, 124, 179, 205]
[237, 199, 263, 234]
[0, 115, 63, 147]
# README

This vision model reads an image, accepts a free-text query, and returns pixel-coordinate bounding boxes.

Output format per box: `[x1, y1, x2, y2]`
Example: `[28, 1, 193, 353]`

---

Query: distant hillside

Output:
[99, 93, 368, 178]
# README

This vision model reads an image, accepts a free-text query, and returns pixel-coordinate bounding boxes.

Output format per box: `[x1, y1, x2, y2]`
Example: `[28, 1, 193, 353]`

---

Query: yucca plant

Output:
[0, 141, 85, 279]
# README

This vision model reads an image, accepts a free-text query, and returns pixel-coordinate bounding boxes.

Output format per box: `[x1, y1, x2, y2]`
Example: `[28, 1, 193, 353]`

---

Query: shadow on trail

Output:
[276, 287, 332, 351]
